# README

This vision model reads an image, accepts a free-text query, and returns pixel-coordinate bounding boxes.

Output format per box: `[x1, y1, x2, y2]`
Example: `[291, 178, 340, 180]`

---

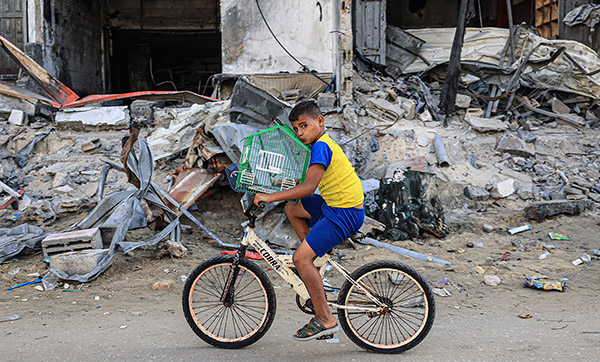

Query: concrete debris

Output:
[42, 227, 103, 258]
[524, 200, 592, 221]
[464, 186, 490, 201]
[466, 116, 508, 133]
[496, 134, 535, 157]
[8, 109, 26, 126]
[489, 178, 516, 199]
[55, 106, 130, 131]
[49, 249, 109, 276]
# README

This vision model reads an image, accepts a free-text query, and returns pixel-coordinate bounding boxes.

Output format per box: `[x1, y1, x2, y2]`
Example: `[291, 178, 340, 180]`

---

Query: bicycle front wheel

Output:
[337, 260, 435, 354]
[182, 255, 277, 349]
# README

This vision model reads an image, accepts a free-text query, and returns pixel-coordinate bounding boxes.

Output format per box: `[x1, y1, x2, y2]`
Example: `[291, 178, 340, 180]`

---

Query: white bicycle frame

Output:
[242, 226, 386, 313]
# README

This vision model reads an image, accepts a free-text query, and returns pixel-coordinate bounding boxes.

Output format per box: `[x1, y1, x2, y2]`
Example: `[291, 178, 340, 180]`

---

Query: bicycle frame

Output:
[223, 225, 386, 313]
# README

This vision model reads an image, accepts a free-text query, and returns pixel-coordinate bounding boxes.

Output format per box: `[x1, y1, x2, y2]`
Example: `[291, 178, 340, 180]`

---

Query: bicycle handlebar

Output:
[244, 200, 265, 221]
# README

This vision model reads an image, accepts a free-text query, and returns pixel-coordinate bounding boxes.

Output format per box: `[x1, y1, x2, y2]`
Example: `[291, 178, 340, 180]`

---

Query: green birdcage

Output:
[235, 124, 311, 194]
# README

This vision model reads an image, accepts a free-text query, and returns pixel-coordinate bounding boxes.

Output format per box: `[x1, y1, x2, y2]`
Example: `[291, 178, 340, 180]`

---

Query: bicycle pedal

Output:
[317, 333, 334, 340]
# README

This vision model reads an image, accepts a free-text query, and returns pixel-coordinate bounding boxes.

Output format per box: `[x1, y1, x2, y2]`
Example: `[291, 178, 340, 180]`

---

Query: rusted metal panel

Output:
[167, 167, 221, 212]
[0, 34, 79, 104]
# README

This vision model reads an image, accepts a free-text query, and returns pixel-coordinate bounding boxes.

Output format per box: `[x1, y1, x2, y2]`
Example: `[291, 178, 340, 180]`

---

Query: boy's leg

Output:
[292, 240, 336, 329]
[285, 201, 311, 242]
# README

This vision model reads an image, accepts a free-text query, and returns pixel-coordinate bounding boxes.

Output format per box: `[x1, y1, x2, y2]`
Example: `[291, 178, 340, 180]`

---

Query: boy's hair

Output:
[289, 100, 322, 122]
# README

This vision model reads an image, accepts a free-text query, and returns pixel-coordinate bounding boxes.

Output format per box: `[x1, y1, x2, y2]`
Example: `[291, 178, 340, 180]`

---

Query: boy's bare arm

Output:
[254, 164, 325, 205]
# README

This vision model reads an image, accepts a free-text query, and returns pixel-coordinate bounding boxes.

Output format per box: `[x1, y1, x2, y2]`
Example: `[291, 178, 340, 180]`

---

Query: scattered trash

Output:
[518, 314, 533, 319]
[7, 268, 21, 275]
[548, 232, 571, 240]
[590, 249, 600, 256]
[508, 225, 532, 235]
[180, 275, 188, 282]
[434, 278, 465, 293]
[432, 287, 452, 297]
[511, 239, 526, 250]
[4, 212, 24, 221]
[0, 314, 21, 323]
[152, 280, 176, 290]
[120, 325, 127, 329]
[524, 276, 565, 292]
[483, 275, 501, 287]
[7, 278, 42, 290]
[539, 251, 551, 260]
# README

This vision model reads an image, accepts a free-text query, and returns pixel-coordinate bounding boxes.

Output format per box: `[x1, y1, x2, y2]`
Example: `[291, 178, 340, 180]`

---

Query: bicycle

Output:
[182, 202, 436, 353]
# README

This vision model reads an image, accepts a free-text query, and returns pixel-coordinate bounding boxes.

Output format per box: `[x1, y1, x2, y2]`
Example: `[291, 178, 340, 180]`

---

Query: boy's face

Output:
[291, 114, 325, 145]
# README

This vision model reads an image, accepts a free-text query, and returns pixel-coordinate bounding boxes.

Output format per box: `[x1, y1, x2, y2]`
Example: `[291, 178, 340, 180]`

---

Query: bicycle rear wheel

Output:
[337, 260, 435, 354]
[182, 255, 277, 349]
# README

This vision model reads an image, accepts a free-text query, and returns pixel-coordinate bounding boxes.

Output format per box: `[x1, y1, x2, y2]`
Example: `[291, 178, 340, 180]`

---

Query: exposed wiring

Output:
[255, 0, 330, 86]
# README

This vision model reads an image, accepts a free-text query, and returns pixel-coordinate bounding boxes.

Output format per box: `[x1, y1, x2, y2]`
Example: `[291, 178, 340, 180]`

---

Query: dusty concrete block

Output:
[317, 93, 336, 109]
[398, 97, 416, 120]
[55, 106, 130, 131]
[50, 249, 108, 275]
[42, 227, 103, 257]
[466, 116, 508, 132]
[550, 97, 570, 114]
[524, 200, 591, 221]
[455, 94, 471, 108]
[517, 128, 537, 143]
[490, 178, 516, 199]
[464, 186, 490, 201]
[8, 109, 26, 126]
[496, 134, 535, 157]
[418, 109, 433, 122]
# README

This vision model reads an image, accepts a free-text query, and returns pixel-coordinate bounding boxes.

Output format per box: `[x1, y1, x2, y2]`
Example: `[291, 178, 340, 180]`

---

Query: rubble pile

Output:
[1, 25, 599, 289]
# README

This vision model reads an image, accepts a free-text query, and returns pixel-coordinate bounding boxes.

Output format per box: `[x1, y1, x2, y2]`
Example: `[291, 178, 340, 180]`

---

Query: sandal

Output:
[292, 317, 339, 341]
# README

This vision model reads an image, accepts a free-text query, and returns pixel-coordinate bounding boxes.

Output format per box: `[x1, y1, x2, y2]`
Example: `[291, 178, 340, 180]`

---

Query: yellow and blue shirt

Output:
[309, 133, 364, 208]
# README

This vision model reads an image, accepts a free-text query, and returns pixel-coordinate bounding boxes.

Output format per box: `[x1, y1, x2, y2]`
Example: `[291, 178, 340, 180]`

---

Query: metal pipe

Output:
[433, 134, 450, 167]
[358, 237, 450, 266]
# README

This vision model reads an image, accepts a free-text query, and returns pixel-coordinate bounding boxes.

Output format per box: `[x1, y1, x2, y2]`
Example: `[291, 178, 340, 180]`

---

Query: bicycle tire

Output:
[337, 260, 435, 354]
[182, 255, 277, 349]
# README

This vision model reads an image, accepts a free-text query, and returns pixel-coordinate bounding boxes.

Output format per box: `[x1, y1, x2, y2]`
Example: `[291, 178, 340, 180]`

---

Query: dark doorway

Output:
[110, 30, 221, 95]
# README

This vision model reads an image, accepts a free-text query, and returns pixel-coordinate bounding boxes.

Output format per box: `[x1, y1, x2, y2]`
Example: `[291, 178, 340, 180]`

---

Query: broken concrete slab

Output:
[49, 249, 109, 276]
[464, 185, 490, 201]
[317, 93, 336, 110]
[41, 227, 103, 257]
[455, 94, 471, 108]
[524, 199, 592, 221]
[466, 116, 508, 132]
[8, 109, 26, 126]
[489, 178, 516, 199]
[398, 97, 416, 120]
[550, 97, 571, 115]
[496, 134, 535, 157]
[55, 106, 130, 131]
[368, 97, 405, 121]
[517, 128, 537, 143]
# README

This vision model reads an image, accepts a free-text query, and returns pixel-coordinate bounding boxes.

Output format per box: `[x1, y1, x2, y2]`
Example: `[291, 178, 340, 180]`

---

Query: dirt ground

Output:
[1, 187, 600, 361]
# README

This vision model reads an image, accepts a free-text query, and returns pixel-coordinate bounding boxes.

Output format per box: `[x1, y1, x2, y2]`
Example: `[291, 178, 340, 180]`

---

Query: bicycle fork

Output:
[220, 244, 248, 307]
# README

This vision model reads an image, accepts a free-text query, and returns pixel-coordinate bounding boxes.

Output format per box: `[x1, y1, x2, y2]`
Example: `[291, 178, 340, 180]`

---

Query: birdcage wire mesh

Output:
[235, 125, 310, 194]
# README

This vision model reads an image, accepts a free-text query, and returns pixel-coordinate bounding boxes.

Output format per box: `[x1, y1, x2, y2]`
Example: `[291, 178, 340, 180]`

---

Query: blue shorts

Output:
[301, 195, 365, 257]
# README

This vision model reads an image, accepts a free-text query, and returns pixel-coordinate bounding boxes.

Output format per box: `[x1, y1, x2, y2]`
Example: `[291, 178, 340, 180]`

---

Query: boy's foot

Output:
[292, 317, 339, 341]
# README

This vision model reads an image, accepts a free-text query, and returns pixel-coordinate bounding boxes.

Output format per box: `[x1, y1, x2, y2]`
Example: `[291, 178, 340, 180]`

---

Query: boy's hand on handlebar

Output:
[253, 193, 272, 206]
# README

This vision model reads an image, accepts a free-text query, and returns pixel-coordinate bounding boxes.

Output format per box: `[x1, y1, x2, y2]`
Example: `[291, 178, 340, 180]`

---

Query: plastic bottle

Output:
[539, 251, 551, 260]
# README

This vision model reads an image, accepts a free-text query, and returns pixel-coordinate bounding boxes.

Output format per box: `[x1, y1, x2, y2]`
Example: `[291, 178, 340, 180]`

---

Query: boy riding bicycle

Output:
[254, 101, 365, 341]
